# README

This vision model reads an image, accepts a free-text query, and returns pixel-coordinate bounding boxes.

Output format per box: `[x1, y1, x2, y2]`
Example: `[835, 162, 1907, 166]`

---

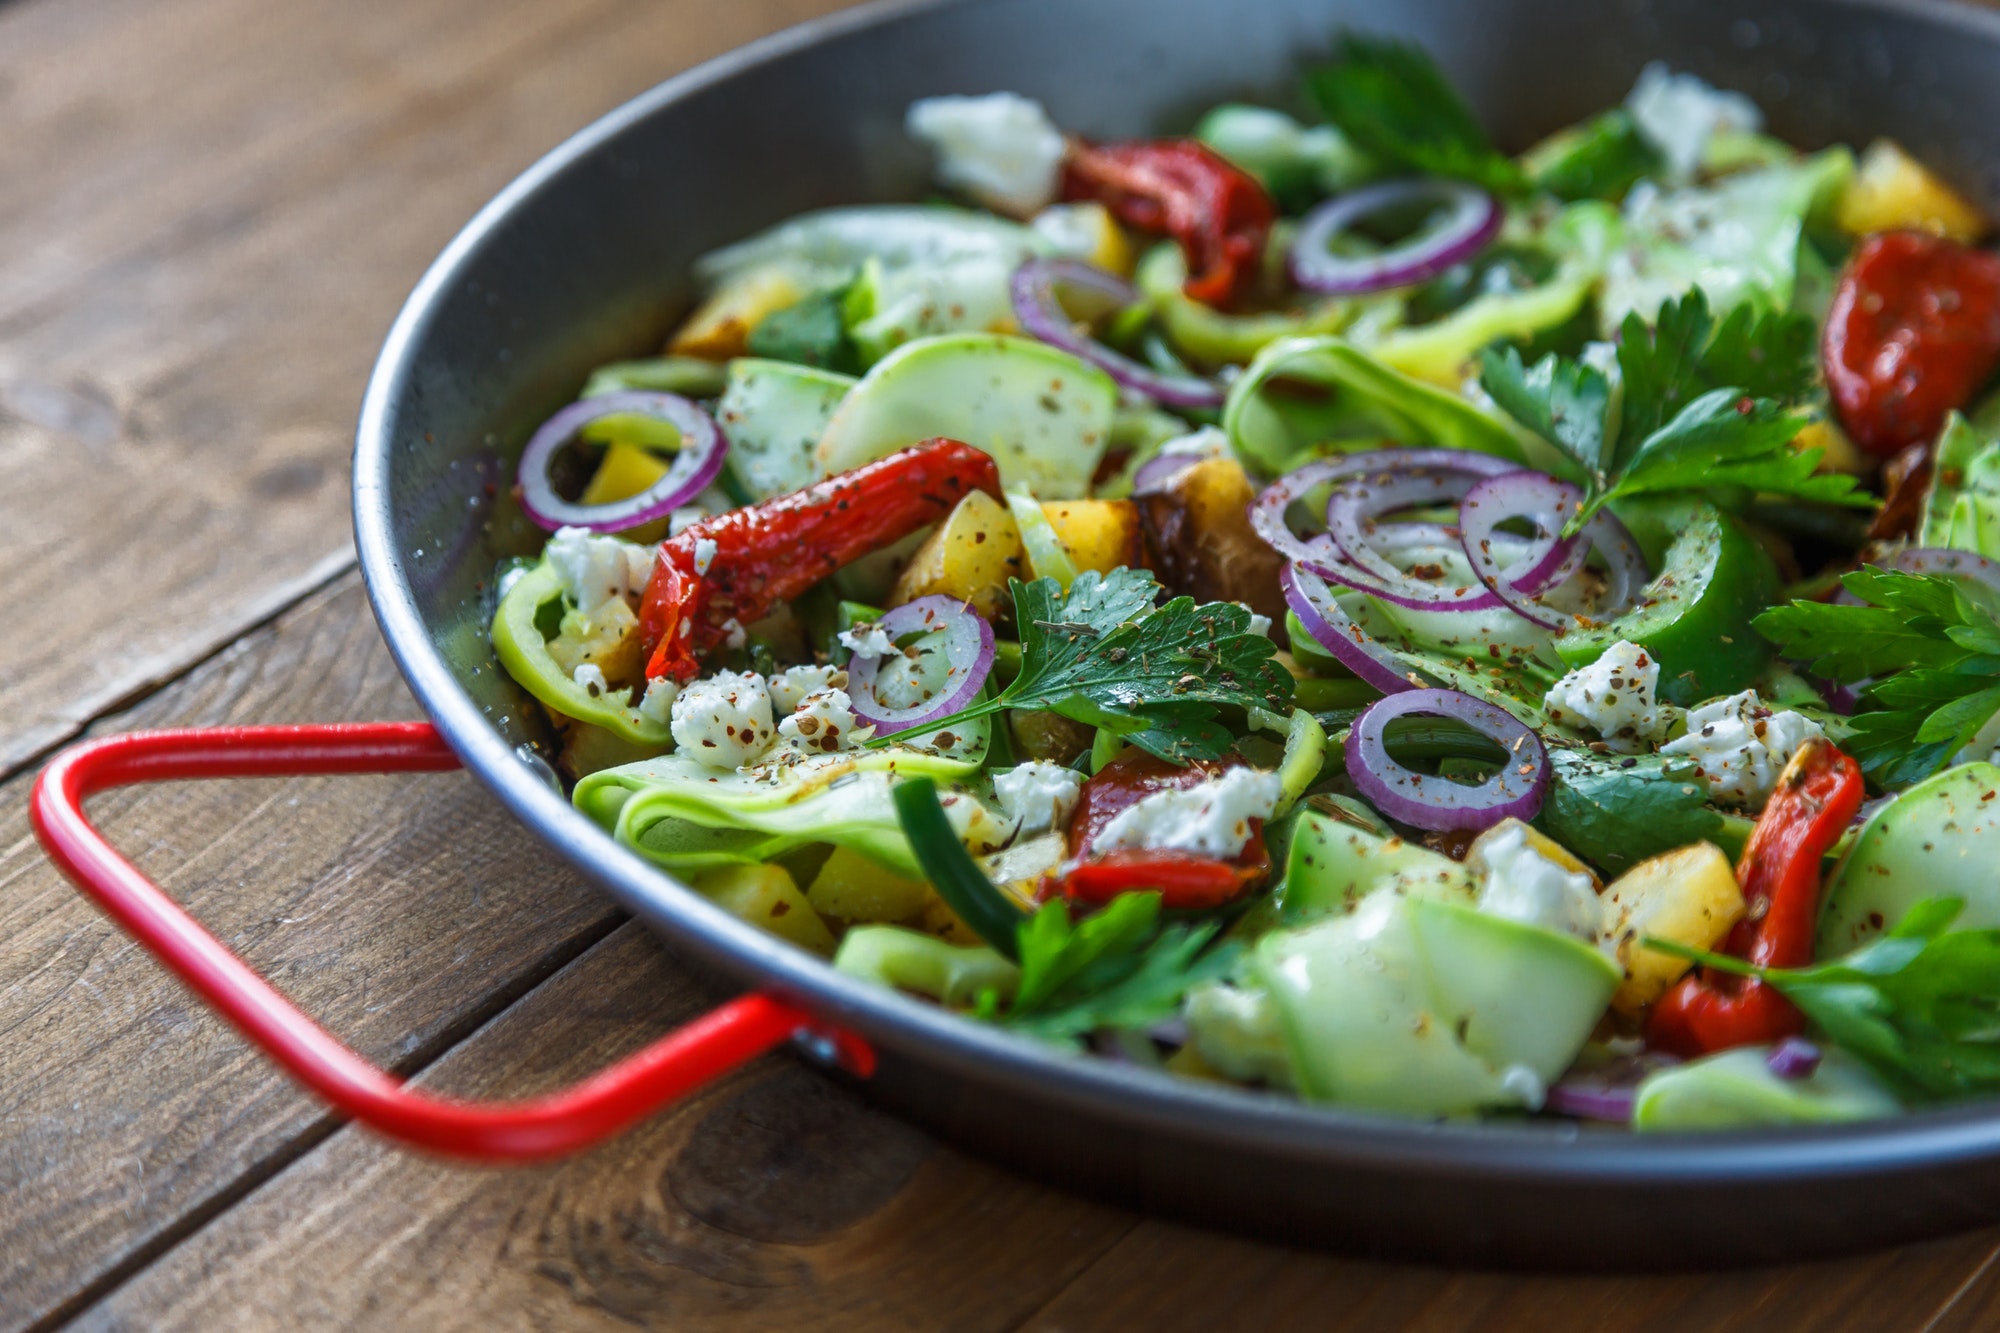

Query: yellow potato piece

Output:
[1836, 139, 1987, 244]
[1598, 842, 1746, 1016]
[577, 439, 675, 543]
[1790, 416, 1871, 478]
[667, 266, 808, 361]
[807, 845, 934, 924]
[1042, 499, 1144, 575]
[693, 863, 837, 955]
[890, 490, 1028, 618]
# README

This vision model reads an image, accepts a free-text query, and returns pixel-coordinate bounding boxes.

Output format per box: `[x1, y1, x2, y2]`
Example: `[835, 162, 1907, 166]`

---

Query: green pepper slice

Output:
[490, 563, 673, 746]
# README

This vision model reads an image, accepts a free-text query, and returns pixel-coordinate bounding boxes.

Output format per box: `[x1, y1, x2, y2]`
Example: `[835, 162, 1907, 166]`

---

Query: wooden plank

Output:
[77, 922, 1141, 1332]
[0, 574, 630, 1331]
[1013, 1220, 2000, 1333]
[0, 0, 861, 777]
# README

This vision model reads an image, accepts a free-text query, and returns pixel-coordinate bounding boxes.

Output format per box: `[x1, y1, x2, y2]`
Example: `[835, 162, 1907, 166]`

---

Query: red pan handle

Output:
[28, 722, 873, 1161]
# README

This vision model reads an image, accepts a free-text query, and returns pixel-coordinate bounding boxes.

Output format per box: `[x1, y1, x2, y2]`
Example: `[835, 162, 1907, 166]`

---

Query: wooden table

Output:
[5, 0, 2000, 1326]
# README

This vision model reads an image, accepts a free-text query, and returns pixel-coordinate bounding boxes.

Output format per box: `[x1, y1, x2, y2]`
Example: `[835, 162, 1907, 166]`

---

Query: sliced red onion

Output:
[1836, 547, 2000, 606]
[1289, 178, 1502, 295]
[1455, 472, 1592, 630]
[1346, 688, 1548, 831]
[516, 391, 726, 533]
[1281, 563, 1416, 695]
[1766, 1037, 1823, 1081]
[1132, 451, 1204, 496]
[1321, 468, 1505, 610]
[1542, 1081, 1636, 1123]
[1011, 258, 1224, 409]
[1250, 449, 1517, 570]
[845, 596, 995, 737]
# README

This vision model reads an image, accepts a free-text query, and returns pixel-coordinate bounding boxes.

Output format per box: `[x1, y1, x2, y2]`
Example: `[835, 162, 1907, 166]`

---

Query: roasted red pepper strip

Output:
[1060, 845, 1270, 910]
[1061, 138, 1274, 308]
[1823, 230, 2000, 458]
[1647, 739, 1865, 1057]
[640, 438, 1001, 682]
[1045, 749, 1270, 909]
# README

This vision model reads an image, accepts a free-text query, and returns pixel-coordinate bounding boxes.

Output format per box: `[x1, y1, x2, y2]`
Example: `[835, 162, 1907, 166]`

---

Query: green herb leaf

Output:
[745, 285, 860, 374]
[1006, 893, 1241, 1044]
[1755, 569, 2000, 785]
[1303, 34, 1527, 194]
[1614, 290, 1817, 447]
[887, 568, 1295, 766]
[1525, 108, 1665, 203]
[1648, 896, 2000, 1101]
[1535, 748, 1728, 875]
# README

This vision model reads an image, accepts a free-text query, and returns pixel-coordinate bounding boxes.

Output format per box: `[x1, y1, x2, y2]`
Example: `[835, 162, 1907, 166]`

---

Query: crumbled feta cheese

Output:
[1625, 62, 1764, 181]
[1245, 610, 1272, 638]
[637, 678, 679, 725]
[668, 508, 706, 537]
[869, 647, 938, 711]
[937, 788, 1011, 854]
[1542, 640, 1672, 751]
[571, 663, 610, 699]
[1094, 766, 1284, 860]
[669, 669, 776, 770]
[775, 688, 870, 755]
[1660, 689, 1825, 808]
[544, 526, 651, 614]
[692, 536, 718, 576]
[1498, 1064, 1548, 1111]
[993, 761, 1085, 839]
[839, 623, 894, 658]
[905, 92, 1065, 216]
[720, 617, 747, 650]
[1473, 822, 1604, 943]
[768, 663, 848, 714]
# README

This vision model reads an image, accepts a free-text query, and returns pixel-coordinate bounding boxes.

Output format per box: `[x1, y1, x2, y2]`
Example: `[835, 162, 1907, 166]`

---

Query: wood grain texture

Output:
[0, 0, 861, 777]
[0, 575, 621, 1331]
[78, 922, 1140, 1333]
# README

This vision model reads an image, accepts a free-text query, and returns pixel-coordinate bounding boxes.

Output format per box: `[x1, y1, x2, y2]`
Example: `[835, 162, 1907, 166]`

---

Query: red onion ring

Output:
[1455, 472, 1595, 630]
[1251, 449, 1518, 570]
[1289, 178, 1502, 295]
[516, 391, 726, 533]
[1345, 688, 1548, 831]
[1280, 562, 1417, 695]
[1765, 1037, 1823, 1081]
[1835, 547, 2000, 605]
[1321, 468, 1506, 610]
[844, 595, 995, 737]
[1010, 258, 1224, 409]
[1542, 1081, 1636, 1123]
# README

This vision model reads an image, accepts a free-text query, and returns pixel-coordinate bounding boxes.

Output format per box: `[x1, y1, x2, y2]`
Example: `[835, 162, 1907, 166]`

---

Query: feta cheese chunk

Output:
[775, 687, 869, 756]
[993, 761, 1085, 839]
[1660, 689, 1825, 808]
[1094, 766, 1284, 861]
[669, 669, 776, 770]
[838, 623, 894, 659]
[906, 92, 1066, 216]
[544, 526, 652, 615]
[768, 663, 848, 715]
[1625, 62, 1764, 182]
[1471, 821, 1604, 943]
[1542, 640, 1672, 751]
[692, 536, 718, 576]
[571, 663, 611, 699]
[637, 678, 679, 726]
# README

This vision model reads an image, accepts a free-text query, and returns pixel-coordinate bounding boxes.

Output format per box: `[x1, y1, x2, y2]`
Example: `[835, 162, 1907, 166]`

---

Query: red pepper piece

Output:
[1060, 845, 1270, 910]
[1823, 230, 2000, 458]
[1061, 138, 1275, 309]
[1647, 739, 1865, 1058]
[1046, 749, 1270, 909]
[640, 438, 1001, 682]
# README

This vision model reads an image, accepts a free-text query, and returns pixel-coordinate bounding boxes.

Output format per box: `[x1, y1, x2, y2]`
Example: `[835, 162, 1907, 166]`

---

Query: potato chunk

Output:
[807, 845, 934, 925]
[667, 266, 809, 361]
[1836, 139, 1986, 243]
[890, 490, 1027, 619]
[1042, 499, 1144, 575]
[1597, 842, 1745, 1016]
[1137, 456, 1287, 627]
[693, 863, 836, 955]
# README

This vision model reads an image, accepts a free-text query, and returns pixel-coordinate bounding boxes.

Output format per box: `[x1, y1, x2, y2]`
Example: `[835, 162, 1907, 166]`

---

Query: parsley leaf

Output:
[883, 567, 1295, 765]
[1478, 290, 1866, 533]
[1649, 896, 2000, 1102]
[745, 284, 860, 373]
[1534, 749, 1731, 875]
[1006, 893, 1240, 1044]
[1525, 108, 1664, 203]
[1755, 569, 2000, 786]
[1304, 34, 1527, 194]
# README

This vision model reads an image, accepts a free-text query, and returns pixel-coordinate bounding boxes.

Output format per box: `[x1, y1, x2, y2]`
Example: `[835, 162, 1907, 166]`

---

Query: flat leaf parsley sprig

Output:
[1479, 290, 1870, 533]
[1755, 567, 2000, 786]
[872, 567, 1296, 765]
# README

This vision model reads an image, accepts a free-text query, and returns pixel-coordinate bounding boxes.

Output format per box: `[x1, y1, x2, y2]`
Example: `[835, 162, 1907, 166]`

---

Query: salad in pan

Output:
[488, 33, 2000, 1131]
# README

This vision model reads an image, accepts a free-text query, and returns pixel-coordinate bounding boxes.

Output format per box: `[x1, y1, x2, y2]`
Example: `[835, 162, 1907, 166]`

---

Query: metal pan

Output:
[35, 0, 2000, 1269]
